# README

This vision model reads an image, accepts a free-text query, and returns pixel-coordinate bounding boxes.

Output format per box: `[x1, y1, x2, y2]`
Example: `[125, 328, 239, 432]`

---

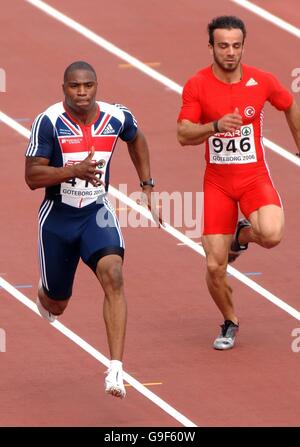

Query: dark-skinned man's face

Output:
[63, 69, 98, 114]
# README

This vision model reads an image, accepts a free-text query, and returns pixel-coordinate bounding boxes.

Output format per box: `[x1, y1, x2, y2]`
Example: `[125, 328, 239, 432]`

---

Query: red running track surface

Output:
[0, 0, 300, 427]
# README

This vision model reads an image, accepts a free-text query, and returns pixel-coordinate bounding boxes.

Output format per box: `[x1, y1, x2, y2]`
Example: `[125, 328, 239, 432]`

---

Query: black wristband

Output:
[213, 120, 219, 133]
[140, 178, 155, 188]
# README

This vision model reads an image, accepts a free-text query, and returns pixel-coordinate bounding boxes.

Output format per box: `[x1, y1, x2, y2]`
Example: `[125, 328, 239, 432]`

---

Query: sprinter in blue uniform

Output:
[25, 61, 158, 399]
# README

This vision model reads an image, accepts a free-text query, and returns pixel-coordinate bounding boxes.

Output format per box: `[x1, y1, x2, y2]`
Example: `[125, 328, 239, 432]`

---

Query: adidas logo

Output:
[245, 77, 258, 87]
[102, 123, 115, 135]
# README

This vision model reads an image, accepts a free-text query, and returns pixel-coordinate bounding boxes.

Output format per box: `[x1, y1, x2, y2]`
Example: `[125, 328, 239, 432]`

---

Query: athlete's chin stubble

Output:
[214, 53, 242, 73]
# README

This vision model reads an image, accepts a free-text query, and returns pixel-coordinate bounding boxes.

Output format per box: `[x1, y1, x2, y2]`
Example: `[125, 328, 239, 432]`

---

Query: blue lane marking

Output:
[0, 284, 32, 290]
[227, 272, 262, 277]
[15, 118, 30, 122]
[0, 117, 30, 123]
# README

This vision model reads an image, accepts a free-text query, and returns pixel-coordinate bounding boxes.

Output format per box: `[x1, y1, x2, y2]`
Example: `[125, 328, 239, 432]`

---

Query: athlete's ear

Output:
[208, 43, 213, 56]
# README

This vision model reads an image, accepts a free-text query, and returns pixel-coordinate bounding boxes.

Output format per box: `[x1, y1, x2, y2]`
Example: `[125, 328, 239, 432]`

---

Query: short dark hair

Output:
[207, 16, 246, 45]
[63, 61, 97, 82]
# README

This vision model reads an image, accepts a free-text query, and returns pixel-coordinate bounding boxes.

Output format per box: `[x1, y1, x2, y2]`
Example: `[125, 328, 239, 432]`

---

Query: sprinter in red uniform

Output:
[177, 16, 300, 350]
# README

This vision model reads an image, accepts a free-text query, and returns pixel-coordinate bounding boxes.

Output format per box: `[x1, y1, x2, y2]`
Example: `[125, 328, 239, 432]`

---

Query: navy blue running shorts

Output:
[38, 195, 124, 300]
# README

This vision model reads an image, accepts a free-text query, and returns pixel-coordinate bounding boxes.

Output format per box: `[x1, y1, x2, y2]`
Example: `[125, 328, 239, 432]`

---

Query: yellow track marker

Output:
[115, 206, 129, 211]
[119, 62, 161, 69]
[115, 204, 162, 212]
[177, 241, 202, 246]
[125, 382, 162, 388]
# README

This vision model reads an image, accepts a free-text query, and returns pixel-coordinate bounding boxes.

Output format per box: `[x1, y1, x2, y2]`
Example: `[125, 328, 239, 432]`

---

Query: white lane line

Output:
[230, 0, 300, 39]
[25, 0, 182, 94]
[264, 138, 300, 166]
[24, 0, 300, 168]
[0, 276, 197, 427]
[0, 111, 31, 138]
[2, 108, 300, 321]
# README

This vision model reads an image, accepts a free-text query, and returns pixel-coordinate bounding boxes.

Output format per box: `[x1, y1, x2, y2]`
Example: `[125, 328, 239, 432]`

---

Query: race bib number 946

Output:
[208, 124, 257, 164]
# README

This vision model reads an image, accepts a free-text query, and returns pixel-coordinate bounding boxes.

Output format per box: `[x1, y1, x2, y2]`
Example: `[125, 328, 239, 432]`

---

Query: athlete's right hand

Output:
[72, 147, 104, 187]
[217, 108, 243, 133]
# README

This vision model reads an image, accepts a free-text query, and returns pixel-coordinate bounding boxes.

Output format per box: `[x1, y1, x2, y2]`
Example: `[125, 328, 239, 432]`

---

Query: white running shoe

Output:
[105, 363, 126, 399]
[36, 297, 57, 323]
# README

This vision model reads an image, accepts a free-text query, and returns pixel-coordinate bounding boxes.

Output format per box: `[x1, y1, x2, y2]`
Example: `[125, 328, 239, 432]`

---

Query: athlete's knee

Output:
[258, 229, 283, 249]
[260, 235, 282, 249]
[38, 285, 69, 314]
[38, 291, 69, 315]
[48, 301, 68, 315]
[99, 262, 124, 291]
[206, 260, 227, 283]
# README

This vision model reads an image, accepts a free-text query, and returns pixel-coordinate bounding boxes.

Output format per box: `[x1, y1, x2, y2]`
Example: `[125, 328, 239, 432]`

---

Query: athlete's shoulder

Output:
[98, 101, 134, 121]
[43, 101, 64, 115]
[183, 67, 212, 95]
[186, 66, 211, 84]
[242, 64, 279, 82]
[34, 102, 64, 127]
[195, 66, 212, 78]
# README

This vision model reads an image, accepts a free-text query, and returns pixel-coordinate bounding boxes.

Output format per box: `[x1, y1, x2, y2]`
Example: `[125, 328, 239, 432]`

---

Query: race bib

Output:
[61, 152, 110, 207]
[208, 124, 257, 164]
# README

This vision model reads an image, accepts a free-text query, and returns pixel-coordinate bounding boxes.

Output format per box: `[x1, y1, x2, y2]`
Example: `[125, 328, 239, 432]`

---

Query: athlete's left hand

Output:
[138, 187, 164, 228]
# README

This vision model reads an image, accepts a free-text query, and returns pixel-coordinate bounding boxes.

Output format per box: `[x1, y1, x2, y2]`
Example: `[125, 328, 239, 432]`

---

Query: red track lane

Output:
[1, 0, 300, 426]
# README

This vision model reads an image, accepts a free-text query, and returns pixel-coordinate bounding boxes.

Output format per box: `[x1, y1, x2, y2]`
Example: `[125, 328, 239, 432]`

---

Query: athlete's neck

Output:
[211, 63, 242, 84]
[64, 103, 99, 126]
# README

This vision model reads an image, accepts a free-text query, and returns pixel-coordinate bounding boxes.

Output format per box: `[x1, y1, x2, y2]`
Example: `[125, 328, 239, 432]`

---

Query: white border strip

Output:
[0, 276, 197, 427]
[2, 109, 300, 321]
[230, 0, 300, 39]
[24, 0, 300, 168]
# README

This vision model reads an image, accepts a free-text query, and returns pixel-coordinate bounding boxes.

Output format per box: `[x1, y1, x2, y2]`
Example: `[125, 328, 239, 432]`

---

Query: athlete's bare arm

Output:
[25, 149, 102, 190]
[126, 129, 151, 181]
[177, 120, 215, 146]
[177, 108, 243, 146]
[284, 99, 300, 156]
[127, 128, 162, 226]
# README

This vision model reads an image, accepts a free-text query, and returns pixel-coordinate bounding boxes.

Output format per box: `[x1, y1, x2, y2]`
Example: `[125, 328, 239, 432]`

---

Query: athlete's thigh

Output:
[80, 196, 125, 272]
[203, 179, 238, 235]
[39, 200, 81, 300]
[248, 204, 284, 237]
[239, 172, 282, 221]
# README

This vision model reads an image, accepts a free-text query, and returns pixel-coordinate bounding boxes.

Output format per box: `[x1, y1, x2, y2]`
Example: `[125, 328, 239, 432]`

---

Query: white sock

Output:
[110, 360, 123, 370]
